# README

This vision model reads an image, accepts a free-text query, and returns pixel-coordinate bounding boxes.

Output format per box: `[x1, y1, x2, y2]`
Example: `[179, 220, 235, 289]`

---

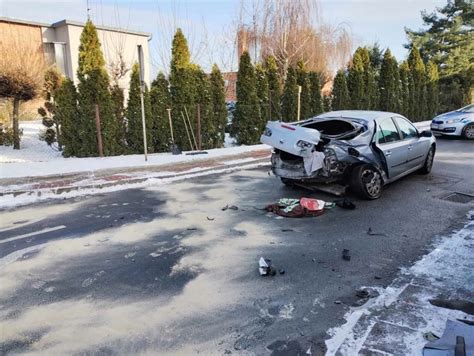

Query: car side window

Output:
[377, 118, 401, 144]
[394, 117, 418, 139]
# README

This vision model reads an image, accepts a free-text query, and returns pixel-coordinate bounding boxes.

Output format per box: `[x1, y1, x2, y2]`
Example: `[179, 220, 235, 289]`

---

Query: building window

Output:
[43, 42, 68, 76]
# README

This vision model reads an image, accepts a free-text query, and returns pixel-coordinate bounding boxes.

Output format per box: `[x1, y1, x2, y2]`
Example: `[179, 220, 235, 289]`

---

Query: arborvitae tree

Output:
[360, 47, 378, 109]
[233, 51, 261, 144]
[75, 20, 119, 156]
[194, 67, 214, 149]
[39, 67, 63, 148]
[323, 95, 332, 112]
[281, 66, 298, 122]
[169, 28, 196, 151]
[425, 60, 439, 119]
[408, 46, 427, 121]
[309, 72, 323, 116]
[399, 61, 412, 118]
[332, 69, 350, 110]
[348, 48, 365, 109]
[126, 63, 153, 153]
[296, 60, 312, 120]
[56, 79, 79, 157]
[255, 63, 269, 122]
[379, 49, 400, 112]
[110, 84, 126, 152]
[369, 43, 383, 72]
[264, 55, 281, 120]
[209, 64, 227, 148]
[150, 72, 171, 152]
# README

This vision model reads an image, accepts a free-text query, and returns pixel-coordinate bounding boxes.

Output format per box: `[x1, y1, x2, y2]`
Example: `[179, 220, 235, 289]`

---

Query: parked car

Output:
[260, 110, 436, 199]
[430, 104, 474, 139]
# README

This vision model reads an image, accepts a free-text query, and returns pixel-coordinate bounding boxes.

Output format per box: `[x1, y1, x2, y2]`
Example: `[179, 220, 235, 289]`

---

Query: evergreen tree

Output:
[150, 72, 171, 152]
[296, 61, 312, 120]
[281, 66, 298, 122]
[348, 48, 365, 109]
[39, 67, 63, 148]
[264, 55, 281, 120]
[110, 84, 126, 152]
[379, 49, 400, 112]
[406, 0, 473, 112]
[126, 63, 153, 153]
[368, 43, 383, 72]
[169, 28, 196, 151]
[323, 95, 332, 112]
[56, 79, 79, 157]
[194, 67, 214, 149]
[209, 64, 227, 148]
[360, 47, 378, 109]
[425, 60, 439, 119]
[332, 70, 350, 110]
[399, 61, 412, 118]
[233, 51, 261, 144]
[408, 46, 427, 121]
[255, 63, 269, 122]
[76, 20, 119, 156]
[308, 72, 323, 116]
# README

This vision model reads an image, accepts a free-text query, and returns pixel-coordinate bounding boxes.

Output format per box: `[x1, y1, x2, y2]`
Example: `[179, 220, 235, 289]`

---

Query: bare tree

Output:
[236, 0, 353, 83]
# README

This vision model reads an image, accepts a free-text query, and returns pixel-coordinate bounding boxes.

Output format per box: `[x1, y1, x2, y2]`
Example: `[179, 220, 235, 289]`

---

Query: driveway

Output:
[0, 137, 473, 355]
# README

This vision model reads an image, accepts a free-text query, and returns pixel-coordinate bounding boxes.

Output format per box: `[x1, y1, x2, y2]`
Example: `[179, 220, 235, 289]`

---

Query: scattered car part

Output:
[342, 249, 351, 261]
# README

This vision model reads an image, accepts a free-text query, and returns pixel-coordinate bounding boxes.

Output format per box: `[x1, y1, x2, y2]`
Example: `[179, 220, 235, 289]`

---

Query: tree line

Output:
[45, 21, 227, 157]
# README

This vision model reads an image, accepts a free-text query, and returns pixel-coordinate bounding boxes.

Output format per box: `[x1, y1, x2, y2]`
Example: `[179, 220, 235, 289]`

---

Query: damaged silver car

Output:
[261, 111, 436, 199]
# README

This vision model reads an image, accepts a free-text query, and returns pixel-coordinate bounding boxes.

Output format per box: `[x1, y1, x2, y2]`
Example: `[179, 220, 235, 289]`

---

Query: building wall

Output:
[0, 21, 44, 59]
[222, 72, 237, 102]
[41, 23, 150, 100]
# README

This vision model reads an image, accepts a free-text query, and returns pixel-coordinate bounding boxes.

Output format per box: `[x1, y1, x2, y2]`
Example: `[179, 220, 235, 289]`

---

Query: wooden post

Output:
[167, 108, 174, 143]
[12, 98, 20, 149]
[94, 104, 104, 157]
[196, 104, 201, 150]
[297, 85, 302, 121]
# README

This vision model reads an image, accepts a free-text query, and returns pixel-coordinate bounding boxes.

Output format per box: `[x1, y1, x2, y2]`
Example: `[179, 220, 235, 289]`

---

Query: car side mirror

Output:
[420, 130, 432, 137]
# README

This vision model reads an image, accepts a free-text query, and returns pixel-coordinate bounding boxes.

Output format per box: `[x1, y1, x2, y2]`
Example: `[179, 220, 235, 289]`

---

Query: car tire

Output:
[281, 178, 296, 187]
[462, 123, 474, 140]
[419, 146, 435, 174]
[349, 164, 383, 200]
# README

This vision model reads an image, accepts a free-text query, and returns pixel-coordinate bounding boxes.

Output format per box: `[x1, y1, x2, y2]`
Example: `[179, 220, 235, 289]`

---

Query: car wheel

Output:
[350, 165, 383, 200]
[419, 146, 435, 174]
[462, 123, 474, 140]
[281, 178, 296, 187]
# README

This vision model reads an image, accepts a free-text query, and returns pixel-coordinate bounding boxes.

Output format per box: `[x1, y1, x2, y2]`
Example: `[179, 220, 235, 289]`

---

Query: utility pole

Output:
[196, 104, 201, 150]
[94, 104, 104, 157]
[297, 85, 302, 121]
[137, 45, 148, 161]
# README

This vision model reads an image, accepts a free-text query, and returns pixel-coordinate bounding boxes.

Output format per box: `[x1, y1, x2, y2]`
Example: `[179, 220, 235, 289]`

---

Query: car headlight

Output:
[263, 127, 272, 136]
[446, 118, 461, 124]
[296, 140, 313, 149]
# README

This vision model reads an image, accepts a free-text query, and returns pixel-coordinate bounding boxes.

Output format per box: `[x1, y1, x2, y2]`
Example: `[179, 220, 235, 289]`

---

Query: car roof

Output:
[316, 110, 400, 122]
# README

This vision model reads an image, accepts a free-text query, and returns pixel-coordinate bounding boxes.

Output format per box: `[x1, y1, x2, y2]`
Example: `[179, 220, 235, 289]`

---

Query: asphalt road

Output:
[0, 136, 473, 355]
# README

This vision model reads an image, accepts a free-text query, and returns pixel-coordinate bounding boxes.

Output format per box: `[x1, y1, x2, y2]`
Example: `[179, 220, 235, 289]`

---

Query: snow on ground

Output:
[0, 121, 62, 163]
[326, 211, 474, 355]
[0, 121, 268, 179]
[224, 133, 237, 148]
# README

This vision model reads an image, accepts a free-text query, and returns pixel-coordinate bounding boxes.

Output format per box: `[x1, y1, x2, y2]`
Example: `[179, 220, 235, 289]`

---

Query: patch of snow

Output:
[0, 121, 62, 163]
[224, 133, 237, 148]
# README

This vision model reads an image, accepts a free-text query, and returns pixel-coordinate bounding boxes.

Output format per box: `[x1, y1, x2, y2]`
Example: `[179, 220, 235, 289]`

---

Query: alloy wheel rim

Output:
[427, 149, 434, 170]
[362, 169, 381, 197]
[466, 125, 474, 138]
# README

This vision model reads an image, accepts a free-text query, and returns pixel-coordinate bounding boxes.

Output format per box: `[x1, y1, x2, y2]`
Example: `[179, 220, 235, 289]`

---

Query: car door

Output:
[393, 116, 428, 169]
[375, 118, 408, 178]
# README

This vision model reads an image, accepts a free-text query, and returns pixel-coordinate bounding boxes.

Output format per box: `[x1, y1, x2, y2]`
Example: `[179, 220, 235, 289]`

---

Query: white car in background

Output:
[430, 104, 474, 139]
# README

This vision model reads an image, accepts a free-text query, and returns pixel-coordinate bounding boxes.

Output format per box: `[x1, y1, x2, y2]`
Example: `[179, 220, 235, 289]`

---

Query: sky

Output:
[1, 0, 447, 75]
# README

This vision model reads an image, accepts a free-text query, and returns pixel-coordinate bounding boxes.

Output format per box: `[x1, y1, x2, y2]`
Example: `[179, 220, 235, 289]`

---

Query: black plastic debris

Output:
[279, 269, 285, 275]
[222, 205, 239, 211]
[334, 198, 356, 210]
[282, 228, 294, 232]
[259, 257, 276, 276]
[207, 216, 215, 221]
[342, 249, 351, 261]
[367, 227, 387, 236]
[355, 289, 370, 298]
[185, 151, 208, 155]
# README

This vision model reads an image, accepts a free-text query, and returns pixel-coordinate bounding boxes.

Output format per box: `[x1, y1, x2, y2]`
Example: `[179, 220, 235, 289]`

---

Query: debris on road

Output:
[281, 228, 294, 232]
[334, 300, 342, 304]
[279, 269, 285, 275]
[222, 204, 239, 211]
[334, 198, 356, 210]
[259, 257, 276, 276]
[207, 216, 215, 221]
[367, 227, 387, 236]
[265, 197, 326, 218]
[342, 249, 351, 261]
[423, 332, 440, 341]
